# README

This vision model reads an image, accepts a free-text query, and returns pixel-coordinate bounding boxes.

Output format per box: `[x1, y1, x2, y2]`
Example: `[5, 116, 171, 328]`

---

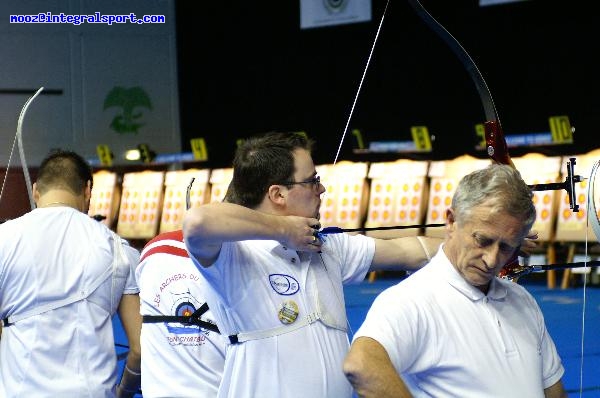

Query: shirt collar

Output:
[255, 240, 303, 259]
[433, 246, 508, 301]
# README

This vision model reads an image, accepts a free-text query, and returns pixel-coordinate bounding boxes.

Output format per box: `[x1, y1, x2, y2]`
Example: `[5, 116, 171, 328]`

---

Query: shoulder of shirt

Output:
[390, 260, 438, 292]
[495, 276, 530, 296]
[140, 230, 188, 262]
[323, 231, 370, 245]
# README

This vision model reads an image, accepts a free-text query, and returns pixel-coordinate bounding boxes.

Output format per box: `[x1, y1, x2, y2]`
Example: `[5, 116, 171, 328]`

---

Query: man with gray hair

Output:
[343, 164, 567, 398]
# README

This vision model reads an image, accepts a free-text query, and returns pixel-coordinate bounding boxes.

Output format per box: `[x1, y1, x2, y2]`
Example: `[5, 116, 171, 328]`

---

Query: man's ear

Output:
[32, 182, 40, 204]
[83, 180, 92, 205]
[267, 184, 287, 206]
[445, 208, 456, 232]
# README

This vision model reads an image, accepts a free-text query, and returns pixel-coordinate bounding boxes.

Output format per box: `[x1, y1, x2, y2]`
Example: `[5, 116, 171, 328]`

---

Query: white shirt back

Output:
[0, 207, 139, 398]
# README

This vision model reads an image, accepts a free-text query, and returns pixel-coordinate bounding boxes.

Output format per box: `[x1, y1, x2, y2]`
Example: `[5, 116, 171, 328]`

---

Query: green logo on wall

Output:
[103, 86, 152, 134]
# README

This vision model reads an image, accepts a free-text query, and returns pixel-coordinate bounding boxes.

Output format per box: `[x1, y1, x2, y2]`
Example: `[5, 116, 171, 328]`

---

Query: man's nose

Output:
[482, 245, 501, 270]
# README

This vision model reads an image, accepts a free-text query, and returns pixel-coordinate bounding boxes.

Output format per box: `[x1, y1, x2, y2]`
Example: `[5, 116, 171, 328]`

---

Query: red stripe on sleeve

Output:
[140, 244, 189, 262]
[140, 230, 188, 262]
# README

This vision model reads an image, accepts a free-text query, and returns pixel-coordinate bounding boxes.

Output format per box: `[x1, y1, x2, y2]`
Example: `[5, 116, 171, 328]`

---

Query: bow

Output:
[406, 1, 590, 393]
[406, 0, 589, 258]
[332, 1, 593, 273]
[405, 0, 530, 275]
[588, 161, 600, 242]
[0, 87, 45, 211]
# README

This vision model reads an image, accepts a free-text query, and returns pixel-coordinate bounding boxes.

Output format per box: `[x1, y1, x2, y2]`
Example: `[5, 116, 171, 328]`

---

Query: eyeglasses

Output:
[279, 175, 321, 189]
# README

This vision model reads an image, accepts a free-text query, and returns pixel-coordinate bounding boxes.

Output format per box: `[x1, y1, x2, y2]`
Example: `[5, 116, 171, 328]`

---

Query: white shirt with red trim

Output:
[136, 230, 226, 398]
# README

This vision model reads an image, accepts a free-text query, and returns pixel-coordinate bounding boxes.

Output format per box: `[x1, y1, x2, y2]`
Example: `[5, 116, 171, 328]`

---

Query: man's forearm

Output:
[184, 202, 282, 243]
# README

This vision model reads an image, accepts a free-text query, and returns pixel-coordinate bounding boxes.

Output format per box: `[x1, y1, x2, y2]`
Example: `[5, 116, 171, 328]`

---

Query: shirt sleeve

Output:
[530, 295, 565, 388]
[122, 241, 141, 294]
[325, 233, 375, 284]
[352, 284, 432, 374]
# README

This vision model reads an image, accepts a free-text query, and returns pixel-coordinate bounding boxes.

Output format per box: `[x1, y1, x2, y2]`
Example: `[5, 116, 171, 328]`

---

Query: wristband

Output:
[124, 365, 141, 376]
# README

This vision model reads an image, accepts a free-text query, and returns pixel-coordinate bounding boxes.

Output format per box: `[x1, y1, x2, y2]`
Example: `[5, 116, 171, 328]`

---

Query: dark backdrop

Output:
[176, 1, 597, 168]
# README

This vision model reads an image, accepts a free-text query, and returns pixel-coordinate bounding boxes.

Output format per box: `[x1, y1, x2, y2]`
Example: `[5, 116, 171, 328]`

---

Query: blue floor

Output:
[114, 274, 600, 397]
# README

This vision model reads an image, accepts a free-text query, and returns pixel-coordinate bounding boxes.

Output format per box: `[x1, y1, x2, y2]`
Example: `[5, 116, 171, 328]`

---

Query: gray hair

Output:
[451, 164, 536, 229]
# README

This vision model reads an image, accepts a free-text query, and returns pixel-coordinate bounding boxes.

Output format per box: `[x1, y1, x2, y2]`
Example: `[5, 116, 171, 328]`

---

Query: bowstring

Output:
[332, 0, 390, 167]
[0, 127, 20, 206]
[323, 0, 390, 338]
[580, 160, 600, 397]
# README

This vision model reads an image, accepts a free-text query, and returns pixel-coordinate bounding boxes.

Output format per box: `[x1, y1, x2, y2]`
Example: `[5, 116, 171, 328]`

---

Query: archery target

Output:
[425, 156, 489, 238]
[317, 164, 336, 227]
[425, 177, 454, 224]
[160, 168, 210, 233]
[117, 170, 164, 239]
[513, 154, 562, 242]
[209, 168, 233, 203]
[88, 170, 120, 228]
[365, 160, 428, 238]
[317, 162, 368, 230]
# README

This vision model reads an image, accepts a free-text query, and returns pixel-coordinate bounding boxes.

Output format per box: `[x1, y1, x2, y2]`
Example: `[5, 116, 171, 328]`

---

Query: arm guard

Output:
[116, 365, 141, 398]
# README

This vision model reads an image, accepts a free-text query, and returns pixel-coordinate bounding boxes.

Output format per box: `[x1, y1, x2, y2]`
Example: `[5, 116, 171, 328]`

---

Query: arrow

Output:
[318, 223, 445, 236]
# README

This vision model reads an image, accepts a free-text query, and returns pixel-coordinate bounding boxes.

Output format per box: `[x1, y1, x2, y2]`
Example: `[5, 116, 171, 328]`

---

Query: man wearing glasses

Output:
[182, 131, 444, 398]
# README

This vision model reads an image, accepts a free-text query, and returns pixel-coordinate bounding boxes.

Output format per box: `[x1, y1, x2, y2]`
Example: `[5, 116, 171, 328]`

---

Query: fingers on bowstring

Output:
[308, 232, 324, 250]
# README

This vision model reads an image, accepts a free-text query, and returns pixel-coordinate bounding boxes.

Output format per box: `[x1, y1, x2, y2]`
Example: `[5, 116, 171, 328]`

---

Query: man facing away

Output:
[0, 149, 142, 398]
[343, 164, 567, 398]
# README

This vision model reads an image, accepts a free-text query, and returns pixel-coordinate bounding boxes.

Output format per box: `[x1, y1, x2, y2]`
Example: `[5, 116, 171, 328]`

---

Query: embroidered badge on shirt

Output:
[269, 273, 300, 295]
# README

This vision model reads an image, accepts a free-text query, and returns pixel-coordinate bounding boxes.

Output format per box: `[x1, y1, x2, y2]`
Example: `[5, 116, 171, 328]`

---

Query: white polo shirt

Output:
[353, 246, 565, 397]
[189, 232, 374, 398]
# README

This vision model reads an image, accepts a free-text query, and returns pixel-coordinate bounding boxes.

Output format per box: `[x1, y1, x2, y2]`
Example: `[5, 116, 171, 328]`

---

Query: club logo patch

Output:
[176, 301, 196, 317]
[269, 273, 300, 295]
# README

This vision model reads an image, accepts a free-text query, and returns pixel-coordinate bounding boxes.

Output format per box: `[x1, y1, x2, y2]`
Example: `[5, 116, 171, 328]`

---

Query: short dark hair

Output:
[230, 132, 313, 208]
[35, 149, 93, 195]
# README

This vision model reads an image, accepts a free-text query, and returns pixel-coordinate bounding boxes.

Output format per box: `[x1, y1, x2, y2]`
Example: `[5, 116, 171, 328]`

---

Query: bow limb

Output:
[587, 160, 600, 243]
[407, 0, 519, 270]
[406, 0, 515, 168]
[17, 87, 44, 210]
[0, 87, 45, 210]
